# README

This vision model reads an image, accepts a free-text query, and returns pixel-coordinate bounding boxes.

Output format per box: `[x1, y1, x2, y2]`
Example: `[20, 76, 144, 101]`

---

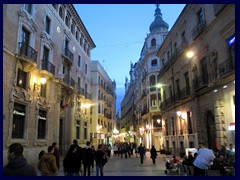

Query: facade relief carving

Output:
[208, 50, 218, 82]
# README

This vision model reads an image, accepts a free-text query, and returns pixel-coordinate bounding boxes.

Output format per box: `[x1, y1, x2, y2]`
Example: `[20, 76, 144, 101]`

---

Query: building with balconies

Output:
[90, 61, 116, 147]
[3, 4, 95, 165]
[156, 4, 235, 155]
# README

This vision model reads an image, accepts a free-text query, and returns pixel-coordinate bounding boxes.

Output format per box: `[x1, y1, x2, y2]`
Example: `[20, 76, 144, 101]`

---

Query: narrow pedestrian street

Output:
[36, 152, 176, 176]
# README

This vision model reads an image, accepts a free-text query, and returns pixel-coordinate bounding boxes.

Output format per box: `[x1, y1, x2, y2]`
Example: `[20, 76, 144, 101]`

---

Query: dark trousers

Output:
[152, 158, 156, 164]
[193, 165, 206, 176]
[83, 164, 91, 176]
[140, 154, 144, 164]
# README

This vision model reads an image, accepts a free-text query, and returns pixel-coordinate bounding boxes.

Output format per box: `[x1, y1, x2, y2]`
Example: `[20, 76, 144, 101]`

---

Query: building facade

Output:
[90, 61, 116, 147]
[156, 4, 235, 154]
[121, 4, 235, 154]
[3, 4, 96, 165]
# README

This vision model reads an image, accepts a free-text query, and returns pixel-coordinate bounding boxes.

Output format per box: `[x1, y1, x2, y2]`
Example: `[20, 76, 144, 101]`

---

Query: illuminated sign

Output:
[13, 110, 25, 116]
[228, 35, 235, 46]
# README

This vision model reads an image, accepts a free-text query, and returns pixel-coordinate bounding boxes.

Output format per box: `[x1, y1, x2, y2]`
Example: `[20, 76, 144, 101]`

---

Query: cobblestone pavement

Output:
[36, 152, 181, 176]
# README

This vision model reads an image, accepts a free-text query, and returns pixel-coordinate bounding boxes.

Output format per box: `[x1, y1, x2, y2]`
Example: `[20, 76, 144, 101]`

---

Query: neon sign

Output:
[228, 35, 235, 46]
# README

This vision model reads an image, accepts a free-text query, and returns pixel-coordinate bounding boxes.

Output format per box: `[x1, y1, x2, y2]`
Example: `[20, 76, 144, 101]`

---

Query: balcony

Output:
[192, 20, 206, 40]
[63, 47, 74, 65]
[41, 59, 55, 75]
[180, 87, 191, 99]
[193, 74, 209, 91]
[219, 58, 235, 78]
[16, 42, 37, 70]
[63, 74, 75, 87]
[76, 86, 85, 96]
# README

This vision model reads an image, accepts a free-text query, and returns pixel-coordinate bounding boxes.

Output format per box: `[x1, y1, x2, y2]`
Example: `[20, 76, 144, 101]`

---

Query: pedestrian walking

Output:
[38, 146, 58, 176]
[63, 144, 81, 176]
[91, 145, 96, 169]
[95, 144, 107, 176]
[3, 143, 37, 176]
[72, 139, 83, 175]
[52, 142, 60, 170]
[138, 143, 145, 164]
[150, 145, 157, 164]
[82, 141, 94, 176]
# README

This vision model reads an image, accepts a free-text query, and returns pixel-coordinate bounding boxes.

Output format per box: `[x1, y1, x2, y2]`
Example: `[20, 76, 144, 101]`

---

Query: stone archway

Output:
[206, 111, 216, 149]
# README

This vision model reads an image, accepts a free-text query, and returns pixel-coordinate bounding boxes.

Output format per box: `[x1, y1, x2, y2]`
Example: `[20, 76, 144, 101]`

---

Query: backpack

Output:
[38, 150, 46, 160]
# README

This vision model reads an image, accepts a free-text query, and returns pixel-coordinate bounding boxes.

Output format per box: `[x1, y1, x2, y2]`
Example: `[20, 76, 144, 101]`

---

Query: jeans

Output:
[96, 163, 104, 176]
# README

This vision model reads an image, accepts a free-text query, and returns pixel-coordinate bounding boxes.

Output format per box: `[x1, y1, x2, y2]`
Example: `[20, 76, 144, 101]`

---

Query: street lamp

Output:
[157, 119, 161, 124]
[33, 76, 47, 92]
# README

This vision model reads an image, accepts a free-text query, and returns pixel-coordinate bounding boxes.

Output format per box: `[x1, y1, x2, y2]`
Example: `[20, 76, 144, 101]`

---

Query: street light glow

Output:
[186, 51, 194, 58]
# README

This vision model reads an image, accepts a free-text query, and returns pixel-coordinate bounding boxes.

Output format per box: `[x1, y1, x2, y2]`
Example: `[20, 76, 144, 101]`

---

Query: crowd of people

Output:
[3, 141, 235, 176]
[164, 143, 235, 176]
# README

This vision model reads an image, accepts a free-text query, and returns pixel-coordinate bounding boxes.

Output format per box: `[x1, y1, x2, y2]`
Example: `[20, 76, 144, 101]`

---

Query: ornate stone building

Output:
[121, 5, 169, 150]
[3, 4, 96, 165]
[122, 4, 235, 154]
[156, 4, 235, 154]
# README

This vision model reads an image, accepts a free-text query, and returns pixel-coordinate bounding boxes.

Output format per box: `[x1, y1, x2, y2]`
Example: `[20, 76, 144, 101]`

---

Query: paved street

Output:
[36, 152, 178, 176]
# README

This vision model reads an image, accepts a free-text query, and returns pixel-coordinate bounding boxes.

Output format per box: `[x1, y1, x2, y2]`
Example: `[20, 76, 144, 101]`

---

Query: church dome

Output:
[149, 5, 169, 33]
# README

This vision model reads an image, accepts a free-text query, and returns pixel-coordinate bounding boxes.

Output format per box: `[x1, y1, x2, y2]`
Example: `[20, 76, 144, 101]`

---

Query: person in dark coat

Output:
[95, 144, 107, 176]
[82, 141, 94, 176]
[3, 143, 37, 176]
[150, 145, 157, 164]
[63, 144, 81, 176]
[138, 143, 145, 164]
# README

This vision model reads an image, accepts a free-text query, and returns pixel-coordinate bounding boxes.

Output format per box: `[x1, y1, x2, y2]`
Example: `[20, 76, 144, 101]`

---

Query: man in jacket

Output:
[82, 141, 94, 176]
[3, 143, 37, 176]
[38, 146, 58, 176]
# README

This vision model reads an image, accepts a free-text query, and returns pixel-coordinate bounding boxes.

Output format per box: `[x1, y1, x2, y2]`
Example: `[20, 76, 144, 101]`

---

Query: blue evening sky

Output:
[74, 4, 186, 111]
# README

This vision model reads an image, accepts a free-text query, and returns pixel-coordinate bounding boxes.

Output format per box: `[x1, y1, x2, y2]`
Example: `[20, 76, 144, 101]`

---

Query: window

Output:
[175, 79, 181, 99]
[181, 31, 186, 43]
[80, 34, 84, 46]
[165, 119, 168, 136]
[59, 6, 63, 19]
[184, 72, 190, 95]
[25, 4, 32, 14]
[167, 51, 170, 61]
[151, 59, 157, 67]
[17, 68, 27, 89]
[78, 55, 81, 67]
[12, 103, 26, 139]
[76, 29, 79, 40]
[40, 83, 47, 97]
[169, 85, 173, 102]
[187, 111, 193, 134]
[45, 16, 51, 34]
[38, 110, 47, 139]
[197, 8, 204, 24]
[150, 75, 156, 92]
[151, 38, 156, 46]
[78, 77, 81, 87]
[172, 117, 175, 135]
[85, 63, 87, 75]
[150, 94, 157, 106]
[98, 104, 101, 113]
[65, 14, 70, 28]
[76, 120, 80, 139]
[200, 57, 209, 84]
[85, 83, 87, 98]
[84, 122, 87, 139]
[71, 20, 75, 34]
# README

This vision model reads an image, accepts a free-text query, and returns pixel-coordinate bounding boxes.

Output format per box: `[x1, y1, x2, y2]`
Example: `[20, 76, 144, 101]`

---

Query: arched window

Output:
[151, 38, 156, 46]
[59, 6, 63, 19]
[65, 14, 70, 28]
